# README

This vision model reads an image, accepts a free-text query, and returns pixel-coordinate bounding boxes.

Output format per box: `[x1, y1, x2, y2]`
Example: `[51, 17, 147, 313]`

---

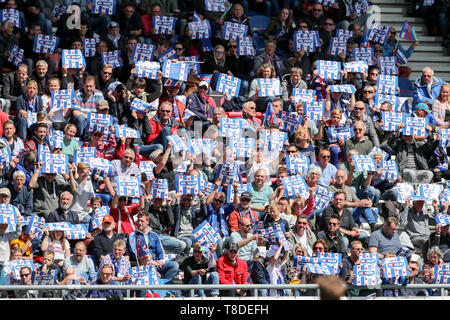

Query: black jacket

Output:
[148, 205, 175, 236]
[47, 207, 80, 225]
[92, 230, 128, 265]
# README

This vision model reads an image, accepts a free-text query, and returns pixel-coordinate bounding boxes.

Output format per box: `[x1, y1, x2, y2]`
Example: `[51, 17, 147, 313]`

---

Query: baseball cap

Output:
[240, 192, 252, 200]
[102, 215, 114, 223]
[109, 21, 120, 28]
[97, 99, 109, 110]
[225, 241, 239, 252]
[0, 188, 10, 197]
[415, 102, 431, 113]
[198, 81, 209, 88]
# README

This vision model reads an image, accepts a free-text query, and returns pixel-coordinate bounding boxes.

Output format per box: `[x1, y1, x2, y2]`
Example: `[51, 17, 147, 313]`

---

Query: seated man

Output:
[216, 241, 248, 297]
[126, 211, 179, 280]
[248, 169, 274, 217]
[63, 241, 97, 283]
[317, 214, 347, 254]
[369, 216, 403, 259]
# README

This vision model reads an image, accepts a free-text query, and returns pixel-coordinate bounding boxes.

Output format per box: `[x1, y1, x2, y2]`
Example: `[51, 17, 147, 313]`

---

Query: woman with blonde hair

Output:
[40, 228, 71, 267]
[432, 83, 450, 126]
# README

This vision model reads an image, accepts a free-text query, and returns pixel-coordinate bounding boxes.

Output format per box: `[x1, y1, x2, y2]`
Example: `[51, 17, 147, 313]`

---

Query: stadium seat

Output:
[249, 15, 271, 34]
[252, 34, 266, 55]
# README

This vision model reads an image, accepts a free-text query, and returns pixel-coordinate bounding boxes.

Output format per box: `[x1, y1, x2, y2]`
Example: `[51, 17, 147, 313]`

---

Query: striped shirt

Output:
[73, 89, 104, 114]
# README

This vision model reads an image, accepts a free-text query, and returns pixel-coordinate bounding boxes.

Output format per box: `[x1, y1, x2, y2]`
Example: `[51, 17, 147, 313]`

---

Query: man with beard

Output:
[47, 191, 80, 225]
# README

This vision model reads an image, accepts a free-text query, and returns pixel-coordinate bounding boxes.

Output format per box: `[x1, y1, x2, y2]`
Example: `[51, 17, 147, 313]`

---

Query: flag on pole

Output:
[399, 20, 418, 41]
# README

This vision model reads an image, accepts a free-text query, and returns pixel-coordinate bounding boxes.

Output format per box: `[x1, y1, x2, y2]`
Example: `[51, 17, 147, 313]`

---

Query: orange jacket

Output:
[216, 255, 248, 284]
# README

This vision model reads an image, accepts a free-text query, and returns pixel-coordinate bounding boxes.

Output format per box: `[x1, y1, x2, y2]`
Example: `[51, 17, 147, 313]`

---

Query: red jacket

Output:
[216, 255, 248, 285]
[146, 115, 179, 144]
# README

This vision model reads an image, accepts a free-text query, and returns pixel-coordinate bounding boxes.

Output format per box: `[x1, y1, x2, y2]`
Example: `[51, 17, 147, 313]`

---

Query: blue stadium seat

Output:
[253, 34, 266, 55]
[398, 77, 414, 97]
[250, 15, 271, 34]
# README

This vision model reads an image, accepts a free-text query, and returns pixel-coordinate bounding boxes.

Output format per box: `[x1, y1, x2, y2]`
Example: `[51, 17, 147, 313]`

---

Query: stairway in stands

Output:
[371, 0, 450, 82]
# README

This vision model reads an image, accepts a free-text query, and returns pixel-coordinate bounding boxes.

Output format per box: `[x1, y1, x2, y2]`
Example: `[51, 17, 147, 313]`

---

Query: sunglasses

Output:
[354, 107, 365, 110]
[193, 250, 203, 254]
[286, 150, 297, 154]
[214, 198, 224, 203]
[299, 25, 308, 28]
[320, 155, 330, 159]
[240, 223, 252, 227]
[324, 23, 333, 26]
[374, 50, 382, 53]
[363, 91, 374, 93]
[174, 47, 184, 51]
[354, 128, 364, 131]
[230, 45, 237, 48]
[313, 9, 322, 11]
[328, 222, 338, 226]
[102, 71, 112, 75]
[297, 222, 308, 225]
[20, 273, 31, 277]
[160, 110, 172, 113]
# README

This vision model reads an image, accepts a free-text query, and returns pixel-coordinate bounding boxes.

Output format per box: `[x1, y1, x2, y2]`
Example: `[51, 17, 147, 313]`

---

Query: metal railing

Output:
[0, 283, 449, 299]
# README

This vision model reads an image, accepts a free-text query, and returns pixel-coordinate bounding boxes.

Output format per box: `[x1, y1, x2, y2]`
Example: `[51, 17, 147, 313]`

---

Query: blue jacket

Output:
[172, 202, 207, 237]
[186, 92, 214, 122]
[127, 229, 165, 263]
[412, 76, 446, 108]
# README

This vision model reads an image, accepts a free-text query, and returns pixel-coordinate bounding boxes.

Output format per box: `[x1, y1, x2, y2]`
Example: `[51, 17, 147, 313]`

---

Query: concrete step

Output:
[388, 24, 425, 34]
[380, 15, 424, 24]
[406, 62, 450, 72]
[411, 45, 444, 52]
[409, 55, 450, 62]
[376, 7, 406, 14]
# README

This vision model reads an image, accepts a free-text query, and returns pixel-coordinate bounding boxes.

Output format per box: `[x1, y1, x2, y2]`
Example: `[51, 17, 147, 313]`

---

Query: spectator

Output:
[314, 148, 337, 188]
[431, 84, 450, 126]
[368, 216, 403, 259]
[316, 214, 347, 254]
[228, 192, 260, 232]
[8, 170, 33, 217]
[126, 211, 179, 280]
[230, 217, 262, 270]
[92, 215, 127, 266]
[63, 241, 97, 283]
[180, 242, 219, 297]
[47, 191, 80, 225]
[2, 64, 29, 115]
[289, 214, 316, 257]
[40, 227, 71, 268]
[344, 121, 374, 157]
[216, 241, 249, 297]
[346, 101, 380, 148]
[413, 67, 446, 108]
[98, 239, 132, 283]
[89, 264, 123, 299]
[281, 67, 307, 108]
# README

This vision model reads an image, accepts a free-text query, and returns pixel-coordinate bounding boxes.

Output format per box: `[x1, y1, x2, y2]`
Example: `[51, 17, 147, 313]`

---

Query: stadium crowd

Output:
[0, 0, 448, 299]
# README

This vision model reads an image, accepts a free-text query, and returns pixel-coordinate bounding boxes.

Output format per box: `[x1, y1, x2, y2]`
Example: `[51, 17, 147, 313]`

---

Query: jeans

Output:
[402, 169, 434, 184]
[351, 186, 379, 225]
[150, 126, 171, 151]
[15, 116, 28, 141]
[187, 272, 220, 297]
[138, 144, 163, 158]
[380, 188, 398, 201]
[177, 235, 197, 255]
[342, 229, 370, 250]
[36, 13, 52, 35]
[159, 260, 180, 280]
[159, 234, 186, 254]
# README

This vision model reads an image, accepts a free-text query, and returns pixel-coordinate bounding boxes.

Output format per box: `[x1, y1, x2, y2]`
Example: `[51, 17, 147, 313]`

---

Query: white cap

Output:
[198, 81, 209, 88]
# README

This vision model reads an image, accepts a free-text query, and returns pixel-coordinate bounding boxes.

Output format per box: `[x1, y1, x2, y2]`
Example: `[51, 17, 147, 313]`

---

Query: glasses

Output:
[198, 86, 208, 90]
[354, 128, 364, 131]
[324, 23, 333, 26]
[328, 222, 338, 226]
[20, 273, 31, 277]
[182, 197, 194, 201]
[174, 47, 184, 51]
[296, 251, 305, 255]
[297, 222, 308, 225]
[320, 155, 330, 159]
[354, 107, 365, 110]
[101, 272, 113, 276]
[102, 71, 112, 75]
[299, 25, 308, 28]
[240, 223, 251, 227]
[363, 91, 374, 94]
[370, 72, 379, 76]
[240, 198, 250, 202]
[160, 110, 171, 113]
[313, 9, 322, 12]
[286, 150, 297, 154]
[353, 247, 363, 251]
[423, 75, 432, 78]
[214, 198, 224, 203]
